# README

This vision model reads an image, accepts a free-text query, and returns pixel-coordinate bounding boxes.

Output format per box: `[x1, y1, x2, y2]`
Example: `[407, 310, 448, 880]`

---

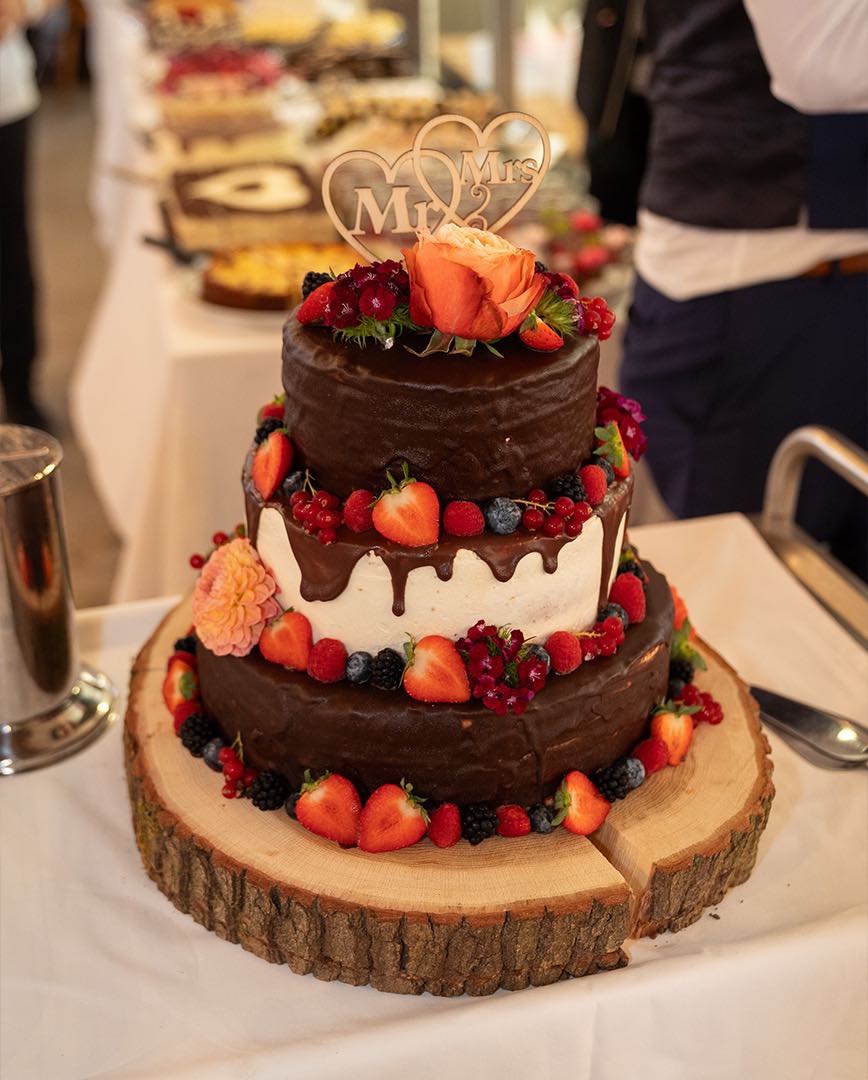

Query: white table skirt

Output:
[2, 514, 866, 1080]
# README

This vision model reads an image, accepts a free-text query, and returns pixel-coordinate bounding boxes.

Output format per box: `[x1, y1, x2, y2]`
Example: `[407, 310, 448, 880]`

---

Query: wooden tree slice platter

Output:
[125, 598, 774, 996]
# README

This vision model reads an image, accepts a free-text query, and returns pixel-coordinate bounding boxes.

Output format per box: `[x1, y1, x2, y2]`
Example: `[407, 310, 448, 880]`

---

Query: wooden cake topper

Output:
[322, 112, 552, 263]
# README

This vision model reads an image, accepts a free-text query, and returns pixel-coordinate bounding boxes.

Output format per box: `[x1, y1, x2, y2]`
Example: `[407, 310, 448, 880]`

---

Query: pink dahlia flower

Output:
[192, 538, 280, 657]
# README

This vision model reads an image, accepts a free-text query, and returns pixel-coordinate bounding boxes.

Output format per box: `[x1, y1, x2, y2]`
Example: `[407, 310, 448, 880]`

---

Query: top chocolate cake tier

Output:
[281, 315, 600, 502]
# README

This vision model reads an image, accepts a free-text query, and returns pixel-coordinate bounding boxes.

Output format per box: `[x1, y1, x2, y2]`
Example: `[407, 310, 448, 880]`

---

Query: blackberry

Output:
[528, 803, 553, 834]
[346, 650, 373, 684]
[302, 270, 333, 298]
[203, 737, 226, 772]
[598, 602, 629, 630]
[284, 791, 301, 819]
[669, 658, 695, 685]
[282, 470, 306, 497]
[592, 757, 645, 802]
[549, 473, 586, 502]
[484, 497, 522, 535]
[460, 804, 498, 845]
[594, 458, 616, 486]
[617, 558, 647, 589]
[525, 643, 551, 673]
[248, 770, 290, 811]
[668, 677, 686, 699]
[179, 713, 217, 757]
[255, 417, 283, 445]
[173, 635, 197, 655]
[370, 648, 404, 690]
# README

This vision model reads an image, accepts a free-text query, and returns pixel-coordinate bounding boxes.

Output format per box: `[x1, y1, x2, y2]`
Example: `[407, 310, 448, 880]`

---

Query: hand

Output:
[0, 0, 27, 40]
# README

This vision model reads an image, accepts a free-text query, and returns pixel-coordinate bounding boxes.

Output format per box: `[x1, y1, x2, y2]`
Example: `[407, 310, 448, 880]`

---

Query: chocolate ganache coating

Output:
[197, 561, 673, 806]
[281, 315, 600, 502]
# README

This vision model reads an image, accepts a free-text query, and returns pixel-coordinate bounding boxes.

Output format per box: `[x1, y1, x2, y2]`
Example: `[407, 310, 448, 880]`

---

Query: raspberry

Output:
[578, 464, 608, 506]
[428, 803, 461, 848]
[443, 500, 485, 537]
[609, 572, 646, 624]
[496, 804, 531, 837]
[632, 737, 669, 776]
[306, 638, 348, 683]
[173, 699, 202, 736]
[546, 631, 582, 674]
[676, 683, 702, 708]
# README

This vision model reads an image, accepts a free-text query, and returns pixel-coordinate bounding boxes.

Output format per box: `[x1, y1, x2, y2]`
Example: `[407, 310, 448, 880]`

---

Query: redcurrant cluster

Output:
[218, 744, 258, 799]
[578, 296, 616, 341]
[519, 488, 593, 538]
[457, 621, 548, 716]
[189, 524, 246, 569]
[676, 683, 724, 725]
[290, 488, 343, 545]
[579, 615, 626, 661]
[325, 260, 411, 329]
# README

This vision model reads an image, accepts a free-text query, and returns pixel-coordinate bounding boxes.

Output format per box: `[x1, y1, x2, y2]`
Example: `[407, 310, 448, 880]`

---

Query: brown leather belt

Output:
[802, 252, 868, 277]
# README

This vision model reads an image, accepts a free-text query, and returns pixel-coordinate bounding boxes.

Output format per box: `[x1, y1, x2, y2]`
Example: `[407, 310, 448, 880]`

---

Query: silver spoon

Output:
[752, 685, 868, 768]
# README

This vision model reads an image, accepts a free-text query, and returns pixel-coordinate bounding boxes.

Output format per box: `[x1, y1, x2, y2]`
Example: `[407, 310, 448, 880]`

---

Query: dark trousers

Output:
[621, 272, 868, 578]
[0, 114, 38, 402]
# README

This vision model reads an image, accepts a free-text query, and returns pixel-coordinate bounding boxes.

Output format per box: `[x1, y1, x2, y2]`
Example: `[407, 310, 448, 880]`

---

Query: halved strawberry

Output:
[594, 420, 630, 478]
[259, 609, 312, 671]
[358, 779, 429, 853]
[403, 635, 470, 703]
[252, 430, 293, 500]
[295, 770, 362, 846]
[172, 699, 201, 735]
[650, 701, 699, 765]
[297, 281, 335, 325]
[162, 656, 199, 714]
[552, 770, 610, 835]
[519, 313, 564, 352]
[427, 802, 461, 848]
[371, 462, 439, 547]
[257, 395, 284, 423]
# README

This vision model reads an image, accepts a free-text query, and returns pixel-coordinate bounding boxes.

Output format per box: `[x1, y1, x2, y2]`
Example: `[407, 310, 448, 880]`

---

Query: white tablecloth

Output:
[2, 515, 867, 1079]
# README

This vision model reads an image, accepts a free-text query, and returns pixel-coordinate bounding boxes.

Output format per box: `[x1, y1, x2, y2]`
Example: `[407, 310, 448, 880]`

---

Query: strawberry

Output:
[162, 656, 198, 714]
[578, 464, 608, 506]
[609, 572, 646, 625]
[252, 430, 293, 500]
[371, 462, 439, 547]
[172, 699, 201, 735]
[442, 500, 484, 537]
[545, 630, 582, 675]
[168, 648, 197, 668]
[343, 489, 376, 532]
[403, 635, 470, 703]
[496, 804, 531, 837]
[307, 638, 347, 683]
[259, 609, 312, 671]
[552, 770, 610, 835]
[297, 281, 335, 325]
[295, 770, 361, 846]
[427, 802, 461, 848]
[594, 420, 630, 478]
[257, 396, 284, 423]
[519, 313, 564, 352]
[650, 702, 699, 765]
[358, 780, 429, 853]
[632, 736, 670, 776]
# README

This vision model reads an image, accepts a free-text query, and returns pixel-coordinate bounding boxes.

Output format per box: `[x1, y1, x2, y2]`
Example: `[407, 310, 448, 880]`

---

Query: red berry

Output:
[316, 509, 342, 529]
[224, 759, 243, 782]
[523, 507, 545, 532]
[218, 747, 235, 765]
[189, 553, 205, 569]
[565, 518, 583, 537]
[290, 490, 308, 507]
[546, 630, 582, 674]
[579, 465, 608, 507]
[543, 515, 565, 537]
[318, 527, 337, 545]
[212, 531, 229, 546]
[222, 783, 237, 799]
[572, 501, 593, 523]
[316, 491, 340, 510]
[343, 489, 375, 532]
[242, 767, 258, 787]
[307, 637, 347, 683]
[609, 572, 646, 624]
[633, 737, 670, 776]
[496, 804, 531, 838]
[428, 802, 461, 848]
[443, 500, 485, 537]
[554, 496, 574, 518]
[527, 488, 547, 504]
[172, 700, 201, 735]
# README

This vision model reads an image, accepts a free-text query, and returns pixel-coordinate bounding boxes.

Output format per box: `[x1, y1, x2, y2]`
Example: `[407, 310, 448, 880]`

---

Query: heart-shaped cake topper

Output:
[321, 111, 552, 263]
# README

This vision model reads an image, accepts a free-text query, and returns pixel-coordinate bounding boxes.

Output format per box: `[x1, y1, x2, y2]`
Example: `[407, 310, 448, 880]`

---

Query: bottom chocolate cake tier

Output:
[197, 562, 674, 806]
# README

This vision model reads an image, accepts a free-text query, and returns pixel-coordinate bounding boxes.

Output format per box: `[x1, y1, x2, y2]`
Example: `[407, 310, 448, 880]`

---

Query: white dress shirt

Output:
[0, 29, 38, 125]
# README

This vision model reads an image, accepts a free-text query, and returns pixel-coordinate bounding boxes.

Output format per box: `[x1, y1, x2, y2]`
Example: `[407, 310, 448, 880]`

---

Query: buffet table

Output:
[2, 515, 866, 1080]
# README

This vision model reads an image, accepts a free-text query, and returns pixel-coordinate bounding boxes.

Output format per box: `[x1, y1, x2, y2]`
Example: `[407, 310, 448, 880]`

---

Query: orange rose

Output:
[403, 224, 545, 342]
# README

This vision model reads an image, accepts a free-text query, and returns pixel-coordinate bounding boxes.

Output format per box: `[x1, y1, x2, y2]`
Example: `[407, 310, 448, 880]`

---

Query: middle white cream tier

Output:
[255, 507, 627, 655]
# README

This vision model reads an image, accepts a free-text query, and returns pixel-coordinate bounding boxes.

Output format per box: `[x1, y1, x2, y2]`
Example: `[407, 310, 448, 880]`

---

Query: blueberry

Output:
[484, 497, 522, 535]
[528, 804, 553, 834]
[284, 791, 301, 819]
[203, 737, 225, 772]
[594, 458, 616, 485]
[282, 470, 306, 497]
[346, 650, 373, 685]
[598, 602, 629, 630]
[623, 757, 646, 791]
[525, 643, 551, 673]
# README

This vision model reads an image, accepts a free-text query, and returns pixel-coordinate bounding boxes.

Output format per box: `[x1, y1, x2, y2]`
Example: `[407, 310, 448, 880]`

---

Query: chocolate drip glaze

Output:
[245, 468, 633, 618]
[197, 560, 674, 806]
[281, 315, 600, 503]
